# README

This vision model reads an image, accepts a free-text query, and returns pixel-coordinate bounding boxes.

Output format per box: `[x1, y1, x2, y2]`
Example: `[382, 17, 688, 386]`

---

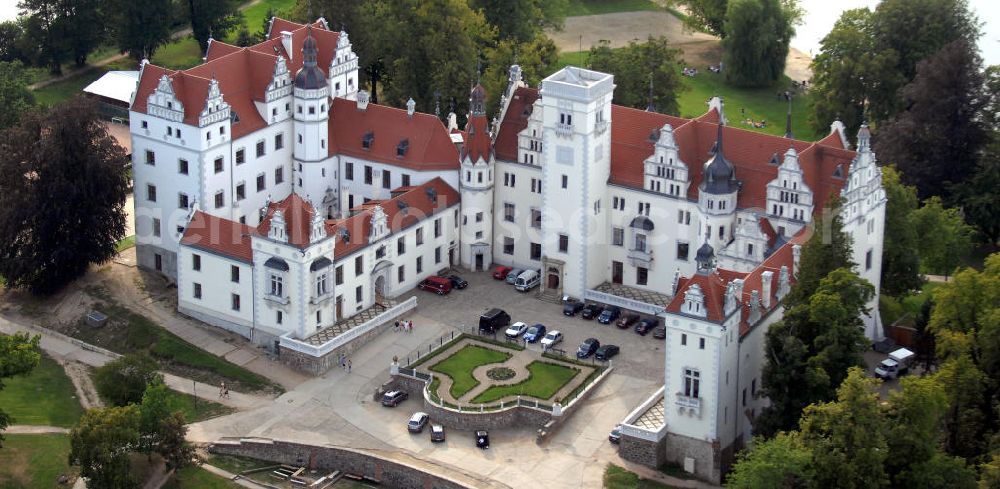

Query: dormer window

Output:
[397, 138, 409, 157]
[362, 132, 374, 150]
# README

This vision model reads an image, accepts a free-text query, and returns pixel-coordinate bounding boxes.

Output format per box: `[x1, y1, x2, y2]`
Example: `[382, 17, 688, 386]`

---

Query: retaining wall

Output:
[278, 317, 395, 376]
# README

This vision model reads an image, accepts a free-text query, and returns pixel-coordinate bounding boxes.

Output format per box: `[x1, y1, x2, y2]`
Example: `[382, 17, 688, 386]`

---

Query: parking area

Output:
[406, 269, 667, 383]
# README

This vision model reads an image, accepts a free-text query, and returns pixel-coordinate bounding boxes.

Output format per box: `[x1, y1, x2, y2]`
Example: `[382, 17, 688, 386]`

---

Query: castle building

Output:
[129, 18, 886, 469]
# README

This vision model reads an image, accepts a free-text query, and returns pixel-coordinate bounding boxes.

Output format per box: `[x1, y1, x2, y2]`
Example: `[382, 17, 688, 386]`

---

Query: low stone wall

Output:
[662, 432, 722, 484]
[209, 438, 476, 489]
[619, 433, 667, 468]
[278, 317, 395, 376]
[421, 399, 552, 431]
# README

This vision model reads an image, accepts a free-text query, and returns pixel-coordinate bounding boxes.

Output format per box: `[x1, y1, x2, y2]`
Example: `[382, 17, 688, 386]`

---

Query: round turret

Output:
[294, 27, 327, 90]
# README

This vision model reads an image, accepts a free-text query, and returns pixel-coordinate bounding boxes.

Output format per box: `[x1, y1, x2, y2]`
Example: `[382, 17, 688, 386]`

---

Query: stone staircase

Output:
[537, 289, 563, 304]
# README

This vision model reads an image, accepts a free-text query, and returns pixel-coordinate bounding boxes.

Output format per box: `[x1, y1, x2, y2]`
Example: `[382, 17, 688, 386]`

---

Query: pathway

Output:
[3, 425, 69, 434]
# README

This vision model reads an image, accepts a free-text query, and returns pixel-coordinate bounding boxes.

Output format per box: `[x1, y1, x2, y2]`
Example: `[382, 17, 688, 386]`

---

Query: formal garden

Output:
[408, 336, 603, 409]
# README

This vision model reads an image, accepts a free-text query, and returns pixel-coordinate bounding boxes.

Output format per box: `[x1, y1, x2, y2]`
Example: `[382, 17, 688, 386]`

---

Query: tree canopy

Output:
[106, 0, 174, 60]
[0, 332, 40, 445]
[0, 61, 34, 131]
[910, 197, 974, 276]
[0, 97, 129, 294]
[481, 35, 558, 118]
[587, 37, 684, 115]
[186, 0, 241, 53]
[469, 0, 566, 43]
[94, 353, 162, 407]
[879, 166, 923, 296]
[69, 406, 141, 489]
[721, 0, 795, 88]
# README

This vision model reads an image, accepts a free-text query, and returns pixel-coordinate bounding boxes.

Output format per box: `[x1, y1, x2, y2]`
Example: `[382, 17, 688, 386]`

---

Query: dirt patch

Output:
[56, 359, 103, 410]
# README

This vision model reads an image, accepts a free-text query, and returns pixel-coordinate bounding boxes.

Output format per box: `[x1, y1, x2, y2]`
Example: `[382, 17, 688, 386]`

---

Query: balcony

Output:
[675, 393, 701, 416]
[627, 247, 653, 268]
[265, 293, 290, 305]
[310, 292, 333, 305]
[555, 123, 573, 137]
[595, 119, 609, 135]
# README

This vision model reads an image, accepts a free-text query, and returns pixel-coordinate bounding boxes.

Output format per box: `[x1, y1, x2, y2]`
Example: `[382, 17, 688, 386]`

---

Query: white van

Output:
[514, 269, 540, 292]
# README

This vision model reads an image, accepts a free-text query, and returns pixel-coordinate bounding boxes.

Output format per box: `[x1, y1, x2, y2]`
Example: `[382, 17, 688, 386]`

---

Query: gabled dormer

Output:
[368, 205, 388, 243]
[147, 75, 185, 123]
[309, 204, 326, 244]
[841, 125, 885, 223]
[766, 147, 813, 223]
[199, 78, 231, 127]
[683, 283, 707, 317]
[644, 123, 689, 197]
[269, 209, 287, 242]
[516, 98, 543, 166]
[329, 29, 359, 100]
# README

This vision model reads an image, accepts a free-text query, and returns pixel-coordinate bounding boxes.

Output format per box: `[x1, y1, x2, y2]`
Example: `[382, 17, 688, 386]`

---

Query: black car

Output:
[616, 313, 640, 329]
[653, 326, 667, 339]
[609, 425, 622, 444]
[635, 318, 658, 336]
[595, 344, 620, 361]
[381, 390, 408, 407]
[447, 275, 468, 289]
[580, 303, 601, 320]
[563, 300, 585, 316]
[475, 430, 490, 449]
[577, 338, 601, 358]
[597, 306, 621, 324]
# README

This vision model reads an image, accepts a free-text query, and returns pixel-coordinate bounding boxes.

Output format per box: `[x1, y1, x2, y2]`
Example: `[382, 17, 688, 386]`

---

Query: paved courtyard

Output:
[187, 270, 693, 488]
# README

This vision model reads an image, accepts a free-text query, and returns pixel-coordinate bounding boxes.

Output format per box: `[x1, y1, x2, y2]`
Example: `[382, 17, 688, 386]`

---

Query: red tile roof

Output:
[665, 271, 731, 322]
[327, 97, 459, 171]
[494, 86, 540, 162]
[462, 114, 492, 162]
[181, 211, 255, 263]
[256, 193, 318, 248]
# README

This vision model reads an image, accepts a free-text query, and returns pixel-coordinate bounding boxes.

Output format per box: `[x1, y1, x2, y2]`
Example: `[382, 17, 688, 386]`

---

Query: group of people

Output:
[742, 118, 767, 128]
[682, 66, 699, 77]
[218, 382, 230, 399]
[394, 319, 415, 334]
[339, 353, 352, 373]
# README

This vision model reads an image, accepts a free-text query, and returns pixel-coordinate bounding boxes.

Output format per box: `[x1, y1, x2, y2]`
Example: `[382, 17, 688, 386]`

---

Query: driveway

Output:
[187, 270, 669, 488]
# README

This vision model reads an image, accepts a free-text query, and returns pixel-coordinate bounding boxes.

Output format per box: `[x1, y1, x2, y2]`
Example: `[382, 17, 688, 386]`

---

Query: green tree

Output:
[879, 166, 923, 296]
[18, 0, 69, 73]
[68, 406, 141, 489]
[0, 332, 40, 444]
[0, 60, 35, 131]
[961, 141, 1000, 245]
[798, 368, 889, 488]
[786, 199, 855, 305]
[293, 0, 374, 88]
[138, 380, 193, 469]
[677, 0, 729, 37]
[0, 97, 129, 294]
[106, 0, 174, 60]
[936, 356, 991, 461]
[0, 20, 29, 63]
[63, 0, 104, 67]
[721, 0, 794, 88]
[481, 34, 558, 117]
[233, 25, 261, 47]
[910, 197, 974, 276]
[587, 37, 684, 115]
[94, 354, 161, 407]
[470, 0, 566, 42]
[186, 0, 241, 52]
[874, 40, 988, 202]
[727, 432, 814, 488]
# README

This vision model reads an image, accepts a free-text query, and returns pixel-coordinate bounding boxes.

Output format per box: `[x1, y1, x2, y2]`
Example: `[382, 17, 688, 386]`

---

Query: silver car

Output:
[407, 412, 429, 433]
[505, 268, 524, 285]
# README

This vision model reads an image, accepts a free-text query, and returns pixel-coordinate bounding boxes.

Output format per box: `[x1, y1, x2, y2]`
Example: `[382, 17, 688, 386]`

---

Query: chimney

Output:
[357, 90, 370, 111]
[281, 31, 293, 60]
[792, 244, 802, 276]
[761, 271, 773, 308]
[406, 97, 415, 118]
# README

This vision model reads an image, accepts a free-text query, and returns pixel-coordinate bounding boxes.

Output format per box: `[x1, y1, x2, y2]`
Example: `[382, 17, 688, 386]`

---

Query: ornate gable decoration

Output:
[147, 74, 185, 123]
[309, 201, 326, 244]
[369, 205, 388, 243]
[199, 78, 231, 127]
[266, 56, 293, 102]
[682, 283, 707, 318]
[269, 209, 287, 243]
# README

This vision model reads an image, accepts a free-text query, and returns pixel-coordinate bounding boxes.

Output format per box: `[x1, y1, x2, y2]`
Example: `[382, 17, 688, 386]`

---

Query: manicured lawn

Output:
[429, 345, 511, 399]
[162, 388, 236, 423]
[31, 57, 136, 107]
[0, 352, 83, 428]
[0, 434, 77, 489]
[163, 465, 241, 489]
[471, 361, 579, 404]
[152, 37, 204, 70]
[115, 235, 136, 252]
[604, 464, 680, 489]
[565, 0, 661, 16]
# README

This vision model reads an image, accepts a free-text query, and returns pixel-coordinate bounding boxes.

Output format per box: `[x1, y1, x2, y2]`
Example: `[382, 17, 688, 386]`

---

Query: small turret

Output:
[702, 122, 739, 195]
[294, 26, 327, 90]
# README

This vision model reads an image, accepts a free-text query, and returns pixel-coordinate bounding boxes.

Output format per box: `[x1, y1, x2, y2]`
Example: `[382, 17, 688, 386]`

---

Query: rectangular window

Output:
[364, 165, 373, 184]
[637, 267, 648, 286]
[398, 265, 405, 283]
[866, 249, 873, 270]
[634, 233, 647, 252]
[531, 208, 541, 228]
[315, 274, 328, 296]
[382, 169, 391, 189]
[236, 183, 246, 201]
[434, 218, 442, 237]
[214, 157, 224, 173]
[476, 212, 483, 223]
[276, 311, 282, 324]
[531, 242, 541, 260]
[215, 191, 224, 208]
[145, 150, 155, 165]
[335, 265, 343, 285]
[503, 237, 514, 255]
[231, 265, 239, 283]
[256, 140, 266, 157]
[612, 227, 624, 246]
[193, 283, 202, 299]
[677, 242, 690, 261]
[402, 174, 410, 186]
[681, 333, 687, 345]
[236, 149, 245, 165]
[345, 162, 354, 180]
[269, 274, 283, 297]
[504, 203, 515, 223]
[178, 193, 189, 209]
[146, 184, 157, 202]
[192, 254, 201, 271]
[561, 174, 568, 189]
[559, 234, 569, 253]
[231, 293, 241, 311]
[416, 257, 423, 274]
[152, 218, 161, 237]
[416, 228, 424, 246]
[275, 167, 284, 184]
[684, 369, 700, 398]
[355, 285, 363, 302]
[699, 337, 706, 349]
[435, 247, 442, 264]
[274, 133, 283, 150]
[178, 159, 188, 174]
[257, 174, 266, 192]
[355, 255, 364, 276]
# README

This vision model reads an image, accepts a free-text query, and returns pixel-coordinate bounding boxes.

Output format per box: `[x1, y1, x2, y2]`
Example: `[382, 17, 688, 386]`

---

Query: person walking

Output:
[223, 384, 230, 399]
[348, 359, 352, 373]
[394, 320, 399, 332]
[219, 382, 225, 398]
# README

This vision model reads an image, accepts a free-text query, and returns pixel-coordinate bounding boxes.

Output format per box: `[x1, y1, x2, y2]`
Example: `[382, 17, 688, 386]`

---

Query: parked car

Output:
[479, 308, 511, 334]
[446, 275, 468, 289]
[492, 266, 513, 280]
[595, 345, 620, 361]
[635, 318, 658, 336]
[381, 390, 408, 407]
[577, 338, 601, 358]
[580, 303, 601, 320]
[407, 412, 429, 433]
[514, 270, 540, 292]
[430, 424, 446, 442]
[563, 300, 585, 316]
[505, 321, 529, 339]
[475, 430, 490, 449]
[653, 326, 667, 339]
[616, 313, 640, 329]
[505, 268, 525, 285]
[417, 276, 452, 295]
[540, 330, 563, 349]
[523, 324, 547, 343]
[609, 425, 622, 444]
[597, 306, 622, 324]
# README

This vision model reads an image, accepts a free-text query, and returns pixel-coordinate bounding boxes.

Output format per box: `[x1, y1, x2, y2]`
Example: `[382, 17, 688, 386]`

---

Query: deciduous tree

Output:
[727, 432, 813, 488]
[0, 97, 129, 294]
[106, 0, 174, 61]
[469, 0, 566, 43]
[0, 332, 40, 445]
[481, 34, 557, 117]
[587, 37, 684, 115]
[961, 141, 1000, 245]
[879, 166, 923, 296]
[186, 0, 241, 52]
[68, 406, 141, 489]
[138, 380, 193, 469]
[94, 353, 161, 407]
[0, 61, 35, 130]
[721, 0, 794, 88]
[910, 197, 974, 276]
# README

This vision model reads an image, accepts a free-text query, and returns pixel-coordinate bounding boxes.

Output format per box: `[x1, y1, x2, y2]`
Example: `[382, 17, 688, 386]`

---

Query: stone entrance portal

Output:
[541, 257, 564, 298]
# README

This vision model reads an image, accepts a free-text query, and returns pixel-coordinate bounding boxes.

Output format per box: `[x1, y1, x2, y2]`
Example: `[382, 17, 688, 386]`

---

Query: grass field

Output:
[233, 0, 297, 41]
[603, 464, 679, 489]
[471, 361, 579, 403]
[162, 388, 236, 423]
[880, 281, 943, 326]
[163, 465, 241, 489]
[429, 345, 511, 399]
[0, 352, 83, 428]
[0, 434, 77, 489]
[115, 235, 136, 252]
[151, 37, 204, 70]
[565, 0, 661, 16]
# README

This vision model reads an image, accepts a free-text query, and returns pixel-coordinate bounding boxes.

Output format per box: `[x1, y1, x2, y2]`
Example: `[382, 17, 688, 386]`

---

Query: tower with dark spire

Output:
[702, 122, 739, 195]
[294, 26, 327, 91]
[699, 118, 740, 253]
[458, 82, 495, 272]
[293, 25, 331, 205]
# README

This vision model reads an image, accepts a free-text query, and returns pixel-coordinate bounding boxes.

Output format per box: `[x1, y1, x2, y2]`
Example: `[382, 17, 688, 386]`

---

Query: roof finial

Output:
[646, 72, 655, 112]
[476, 55, 482, 85]
[784, 91, 793, 139]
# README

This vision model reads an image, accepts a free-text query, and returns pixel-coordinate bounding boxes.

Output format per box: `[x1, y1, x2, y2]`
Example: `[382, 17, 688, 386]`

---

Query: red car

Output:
[418, 276, 452, 295]
[492, 266, 513, 280]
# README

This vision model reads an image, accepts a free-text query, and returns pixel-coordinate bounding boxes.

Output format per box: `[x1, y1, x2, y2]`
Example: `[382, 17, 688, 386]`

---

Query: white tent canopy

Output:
[83, 70, 139, 104]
